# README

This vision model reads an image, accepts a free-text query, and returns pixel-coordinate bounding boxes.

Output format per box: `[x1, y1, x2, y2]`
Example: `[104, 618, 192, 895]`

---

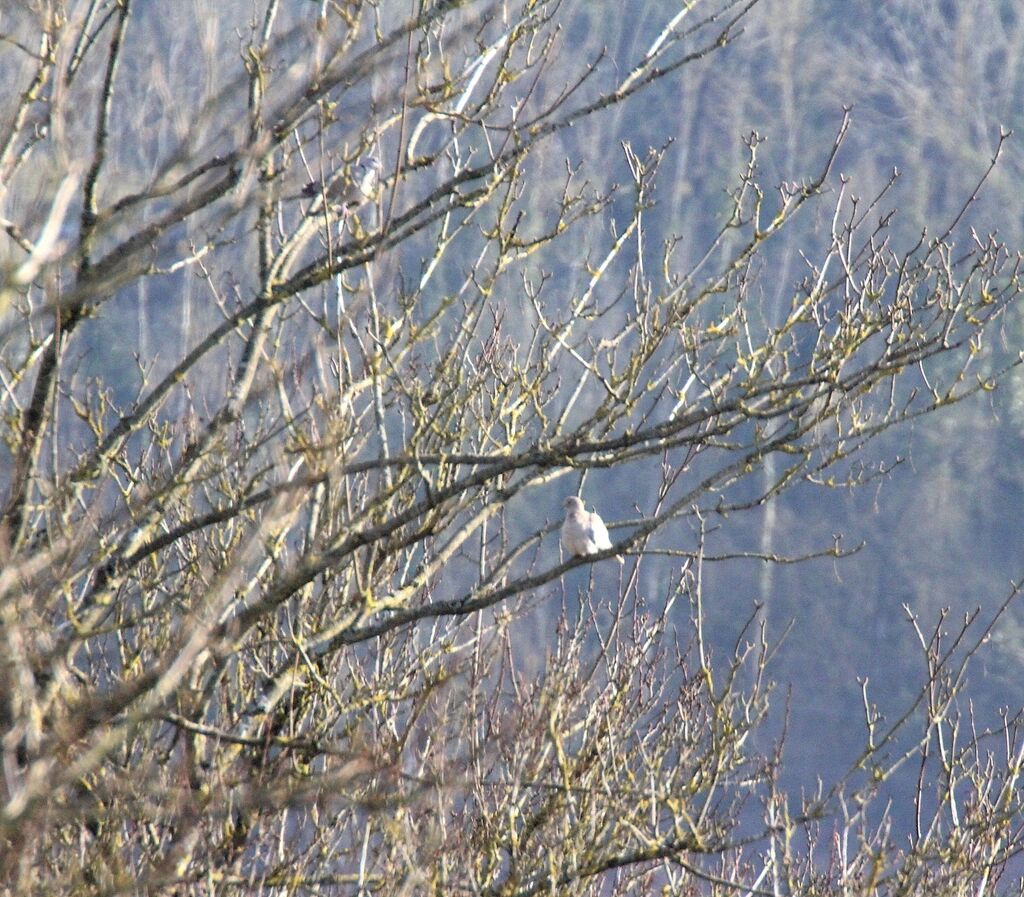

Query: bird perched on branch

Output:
[561, 495, 622, 562]
[297, 158, 381, 214]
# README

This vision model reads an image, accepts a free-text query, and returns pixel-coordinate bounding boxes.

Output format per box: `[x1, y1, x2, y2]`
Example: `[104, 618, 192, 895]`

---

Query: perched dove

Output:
[298, 158, 381, 213]
[561, 496, 620, 562]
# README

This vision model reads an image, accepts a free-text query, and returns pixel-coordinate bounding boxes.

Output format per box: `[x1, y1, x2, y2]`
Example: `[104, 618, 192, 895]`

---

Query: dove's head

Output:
[563, 496, 585, 513]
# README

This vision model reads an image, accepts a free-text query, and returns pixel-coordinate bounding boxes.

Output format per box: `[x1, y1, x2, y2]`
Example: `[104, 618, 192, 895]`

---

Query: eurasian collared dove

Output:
[298, 158, 381, 213]
[561, 495, 621, 562]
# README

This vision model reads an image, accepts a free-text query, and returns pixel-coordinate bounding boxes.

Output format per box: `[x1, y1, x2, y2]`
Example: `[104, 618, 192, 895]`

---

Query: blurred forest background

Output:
[464, 0, 1024, 827]
[3, 0, 1024, 892]
[612, 0, 1024, 825]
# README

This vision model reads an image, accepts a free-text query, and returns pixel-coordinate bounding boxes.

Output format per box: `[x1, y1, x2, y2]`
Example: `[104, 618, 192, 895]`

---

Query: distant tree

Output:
[1, 1, 1023, 895]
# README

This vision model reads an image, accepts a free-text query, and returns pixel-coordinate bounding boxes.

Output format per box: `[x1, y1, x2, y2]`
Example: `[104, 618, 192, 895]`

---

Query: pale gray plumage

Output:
[298, 158, 380, 212]
[561, 495, 616, 560]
